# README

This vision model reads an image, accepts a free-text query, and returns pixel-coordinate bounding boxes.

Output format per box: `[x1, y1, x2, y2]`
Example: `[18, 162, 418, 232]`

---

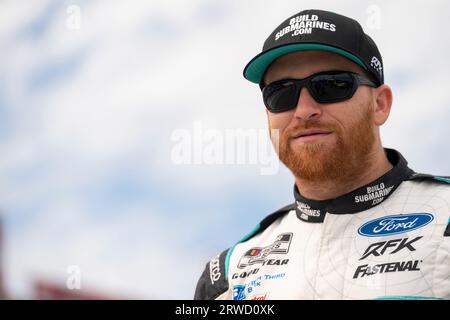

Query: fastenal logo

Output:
[237, 233, 292, 268]
[353, 260, 421, 279]
[358, 213, 434, 237]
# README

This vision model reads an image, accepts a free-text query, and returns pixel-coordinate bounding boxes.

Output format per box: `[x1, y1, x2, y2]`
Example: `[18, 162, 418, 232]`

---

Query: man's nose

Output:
[293, 87, 322, 120]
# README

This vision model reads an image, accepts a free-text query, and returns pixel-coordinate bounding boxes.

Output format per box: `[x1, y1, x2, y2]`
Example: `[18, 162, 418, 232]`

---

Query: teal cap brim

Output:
[243, 43, 368, 84]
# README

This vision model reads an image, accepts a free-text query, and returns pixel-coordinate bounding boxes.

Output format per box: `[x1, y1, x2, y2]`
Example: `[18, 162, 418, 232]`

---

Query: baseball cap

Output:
[243, 9, 384, 87]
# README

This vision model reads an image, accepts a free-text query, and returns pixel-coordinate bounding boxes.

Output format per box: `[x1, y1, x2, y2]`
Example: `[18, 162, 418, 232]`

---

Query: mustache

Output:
[284, 120, 339, 138]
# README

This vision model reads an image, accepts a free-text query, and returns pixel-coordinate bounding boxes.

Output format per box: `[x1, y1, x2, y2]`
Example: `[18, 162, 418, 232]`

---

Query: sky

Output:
[0, 0, 449, 299]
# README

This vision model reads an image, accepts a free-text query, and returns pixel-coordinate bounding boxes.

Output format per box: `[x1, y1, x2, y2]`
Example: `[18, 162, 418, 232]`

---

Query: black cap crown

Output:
[243, 9, 383, 86]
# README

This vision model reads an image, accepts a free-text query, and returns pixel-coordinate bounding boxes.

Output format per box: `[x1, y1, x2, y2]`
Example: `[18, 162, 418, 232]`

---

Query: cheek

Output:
[333, 103, 374, 136]
[267, 111, 294, 130]
[323, 97, 371, 131]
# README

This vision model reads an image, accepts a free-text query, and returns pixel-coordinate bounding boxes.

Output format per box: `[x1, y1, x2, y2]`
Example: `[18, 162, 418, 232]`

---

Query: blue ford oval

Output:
[358, 213, 434, 237]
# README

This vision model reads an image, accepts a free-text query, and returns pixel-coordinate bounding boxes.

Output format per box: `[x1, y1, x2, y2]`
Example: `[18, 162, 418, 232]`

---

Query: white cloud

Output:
[1, 0, 449, 299]
[4, 195, 219, 298]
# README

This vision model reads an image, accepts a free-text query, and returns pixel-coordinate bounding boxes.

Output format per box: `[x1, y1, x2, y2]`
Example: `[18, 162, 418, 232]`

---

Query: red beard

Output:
[273, 103, 375, 182]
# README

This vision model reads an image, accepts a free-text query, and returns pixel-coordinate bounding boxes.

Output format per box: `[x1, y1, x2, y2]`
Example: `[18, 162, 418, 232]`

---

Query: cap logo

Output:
[275, 14, 336, 41]
[370, 56, 383, 75]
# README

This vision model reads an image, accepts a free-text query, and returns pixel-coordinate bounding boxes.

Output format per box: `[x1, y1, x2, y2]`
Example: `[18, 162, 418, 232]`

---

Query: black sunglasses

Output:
[261, 71, 377, 113]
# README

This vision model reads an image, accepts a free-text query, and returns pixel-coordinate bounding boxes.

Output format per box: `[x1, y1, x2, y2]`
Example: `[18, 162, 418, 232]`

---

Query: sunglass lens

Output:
[264, 81, 299, 112]
[310, 73, 354, 103]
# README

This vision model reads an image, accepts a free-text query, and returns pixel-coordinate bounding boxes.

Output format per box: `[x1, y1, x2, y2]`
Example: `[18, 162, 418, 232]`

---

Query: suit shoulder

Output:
[258, 202, 296, 232]
[407, 172, 450, 185]
[194, 203, 295, 300]
[194, 248, 230, 300]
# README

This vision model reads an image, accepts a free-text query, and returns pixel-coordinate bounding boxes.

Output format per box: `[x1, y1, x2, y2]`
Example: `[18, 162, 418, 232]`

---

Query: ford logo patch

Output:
[358, 213, 434, 237]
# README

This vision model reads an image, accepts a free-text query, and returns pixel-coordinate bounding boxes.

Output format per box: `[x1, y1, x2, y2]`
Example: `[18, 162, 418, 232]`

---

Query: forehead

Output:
[263, 50, 364, 84]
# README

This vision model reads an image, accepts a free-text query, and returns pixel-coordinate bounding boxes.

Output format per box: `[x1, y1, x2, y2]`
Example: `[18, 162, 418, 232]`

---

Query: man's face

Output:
[264, 50, 377, 182]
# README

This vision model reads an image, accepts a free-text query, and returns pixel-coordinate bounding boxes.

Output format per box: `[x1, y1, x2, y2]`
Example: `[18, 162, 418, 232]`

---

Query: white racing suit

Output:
[194, 149, 450, 300]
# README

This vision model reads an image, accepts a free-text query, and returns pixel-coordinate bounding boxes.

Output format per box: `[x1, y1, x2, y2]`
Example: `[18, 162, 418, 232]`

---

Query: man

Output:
[194, 9, 450, 300]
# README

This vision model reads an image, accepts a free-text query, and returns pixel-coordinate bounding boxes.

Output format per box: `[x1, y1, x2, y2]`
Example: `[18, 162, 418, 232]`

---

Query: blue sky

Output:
[0, 0, 449, 298]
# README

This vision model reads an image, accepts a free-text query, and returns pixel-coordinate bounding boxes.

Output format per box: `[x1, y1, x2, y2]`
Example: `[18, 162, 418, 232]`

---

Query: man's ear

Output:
[373, 84, 393, 126]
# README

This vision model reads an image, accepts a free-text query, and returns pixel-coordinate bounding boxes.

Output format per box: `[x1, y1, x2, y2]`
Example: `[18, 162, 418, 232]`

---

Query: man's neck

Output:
[295, 147, 393, 201]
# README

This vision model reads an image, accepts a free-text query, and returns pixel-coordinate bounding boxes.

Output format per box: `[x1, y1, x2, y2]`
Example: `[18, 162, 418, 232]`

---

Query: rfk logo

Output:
[359, 236, 422, 260]
[370, 56, 382, 75]
[237, 233, 292, 268]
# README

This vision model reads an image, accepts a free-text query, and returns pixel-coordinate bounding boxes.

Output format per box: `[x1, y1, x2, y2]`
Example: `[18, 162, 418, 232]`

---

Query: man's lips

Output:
[291, 129, 334, 139]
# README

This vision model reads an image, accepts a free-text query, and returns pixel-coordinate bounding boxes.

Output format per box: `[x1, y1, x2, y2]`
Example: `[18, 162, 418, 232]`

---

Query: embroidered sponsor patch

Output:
[358, 213, 434, 237]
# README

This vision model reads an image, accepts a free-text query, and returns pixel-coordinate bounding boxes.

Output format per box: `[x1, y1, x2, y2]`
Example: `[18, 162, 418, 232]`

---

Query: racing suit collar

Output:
[293, 148, 414, 222]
